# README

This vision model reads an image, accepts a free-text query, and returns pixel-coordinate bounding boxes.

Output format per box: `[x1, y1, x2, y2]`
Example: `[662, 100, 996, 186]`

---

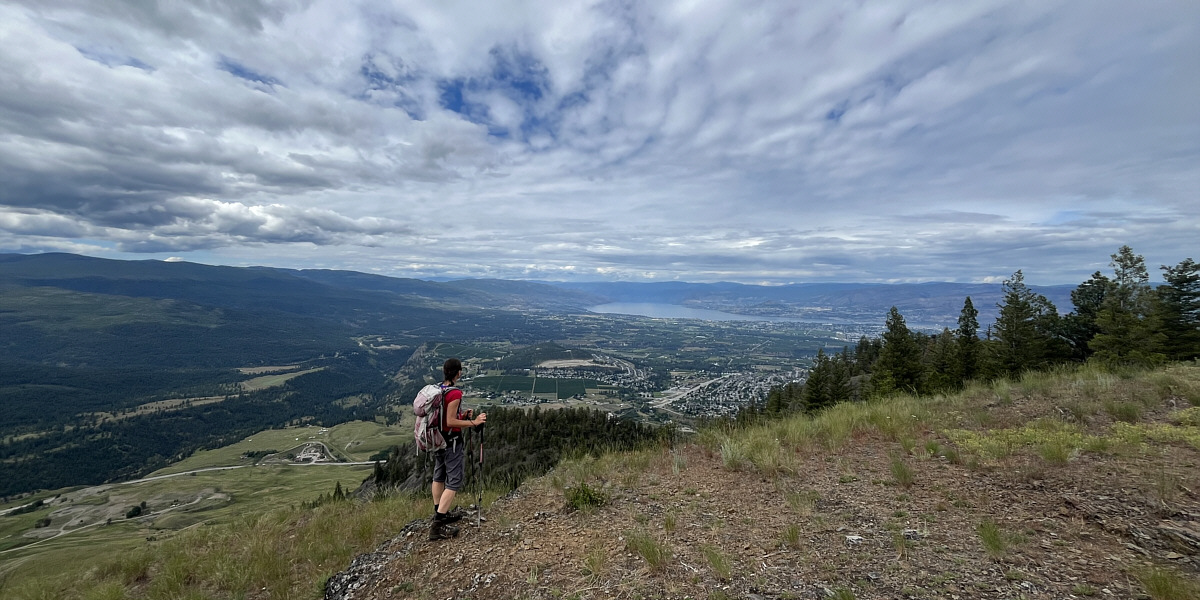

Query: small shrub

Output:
[720, 438, 748, 471]
[785, 489, 819, 514]
[672, 451, 687, 474]
[891, 530, 912, 560]
[565, 482, 607, 511]
[1172, 407, 1200, 426]
[1072, 583, 1097, 596]
[1037, 439, 1073, 465]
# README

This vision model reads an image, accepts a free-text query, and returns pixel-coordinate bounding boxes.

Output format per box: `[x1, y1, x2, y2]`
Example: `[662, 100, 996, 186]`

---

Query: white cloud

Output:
[0, 0, 1197, 284]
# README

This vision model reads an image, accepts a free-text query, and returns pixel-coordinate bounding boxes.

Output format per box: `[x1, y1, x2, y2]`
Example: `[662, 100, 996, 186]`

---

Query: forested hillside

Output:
[761, 247, 1200, 414]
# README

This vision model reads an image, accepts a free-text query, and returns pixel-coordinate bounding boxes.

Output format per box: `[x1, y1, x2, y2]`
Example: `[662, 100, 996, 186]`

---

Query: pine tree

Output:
[872, 307, 924, 396]
[1061, 271, 1114, 361]
[924, 328, 959, 392]
[1091, 246, 1165, 365]
[828, 348, 854, 404]
[993, 270, 1064, 375]
[1158, 258, 1200, 360]
[803, 349, 832, 411]
[956, 296, 981, 383]
[764, 387, 788, 414]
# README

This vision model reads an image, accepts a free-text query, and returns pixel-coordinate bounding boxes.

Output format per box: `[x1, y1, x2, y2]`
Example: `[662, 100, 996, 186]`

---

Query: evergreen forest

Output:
[759, 247, 1200, 415]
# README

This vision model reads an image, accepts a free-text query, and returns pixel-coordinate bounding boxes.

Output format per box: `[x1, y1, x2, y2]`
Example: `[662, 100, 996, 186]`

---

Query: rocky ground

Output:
[326, 420, 1199, 600]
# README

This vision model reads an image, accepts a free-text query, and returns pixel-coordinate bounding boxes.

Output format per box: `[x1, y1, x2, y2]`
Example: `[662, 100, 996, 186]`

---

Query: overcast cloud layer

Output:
[1, 1, 1196, 284]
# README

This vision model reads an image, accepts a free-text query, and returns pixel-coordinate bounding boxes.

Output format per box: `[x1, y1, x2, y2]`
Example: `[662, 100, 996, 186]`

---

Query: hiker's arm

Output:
[444, 398, 486, 428]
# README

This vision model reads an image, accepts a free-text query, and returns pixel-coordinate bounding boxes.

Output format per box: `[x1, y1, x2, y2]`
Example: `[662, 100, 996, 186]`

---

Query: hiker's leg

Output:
[432, 450, 448, 511]
[436, 442, 464, 513]
[432, 482, 444, 507]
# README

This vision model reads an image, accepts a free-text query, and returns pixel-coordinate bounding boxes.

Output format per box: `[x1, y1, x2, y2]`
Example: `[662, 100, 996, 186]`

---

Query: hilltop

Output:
[329, 363, 1200, 600]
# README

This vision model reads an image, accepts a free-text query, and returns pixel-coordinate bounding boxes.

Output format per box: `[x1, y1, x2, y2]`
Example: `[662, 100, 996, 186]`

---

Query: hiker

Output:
[430, 358, 487, 540]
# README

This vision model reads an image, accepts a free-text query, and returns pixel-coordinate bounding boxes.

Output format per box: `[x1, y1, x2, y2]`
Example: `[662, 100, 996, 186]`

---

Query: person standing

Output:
[430, 358, 487, 540]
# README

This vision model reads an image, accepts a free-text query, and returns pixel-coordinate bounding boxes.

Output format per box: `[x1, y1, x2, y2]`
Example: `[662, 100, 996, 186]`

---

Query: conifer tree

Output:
[993, 270, 1064, 375]
[764, 386, 788, 414]
[1158, 258, 1200, 360]
[1062, 271, 1114, 361]
[956, 296, 981, 382]
[828, 348, 854, 404]
[1091, 246, 1165, 365]
[871, 307, 924, 396]
[802, 348, 832, 411]
[924, 328, 959, 392]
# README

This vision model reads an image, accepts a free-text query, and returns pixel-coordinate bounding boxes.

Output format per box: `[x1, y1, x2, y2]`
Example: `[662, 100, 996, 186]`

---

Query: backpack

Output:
[413, 384, 451, 453]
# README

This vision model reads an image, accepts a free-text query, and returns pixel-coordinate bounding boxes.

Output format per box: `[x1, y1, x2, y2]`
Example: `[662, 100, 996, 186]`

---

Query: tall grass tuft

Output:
[624, 529, 671, 571]
[890, 456, 915, 488]
[701, 544, 732, 580]
[783, 524, 802, 549]
[581, 543, 609, 581]
[719, 437, 748, 471]
[977, 519, 1007, 558]
[1135, 565, 1200, 600]
[1104, 400, 1141, 423]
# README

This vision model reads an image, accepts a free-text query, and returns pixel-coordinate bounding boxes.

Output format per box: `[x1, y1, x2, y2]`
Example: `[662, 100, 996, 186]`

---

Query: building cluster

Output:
[671, 369, 803, 417]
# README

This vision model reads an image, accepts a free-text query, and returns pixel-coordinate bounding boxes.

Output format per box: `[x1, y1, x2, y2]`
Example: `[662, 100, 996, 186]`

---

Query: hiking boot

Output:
[428, 514, 461, 541]
[442, 506, 468, 523]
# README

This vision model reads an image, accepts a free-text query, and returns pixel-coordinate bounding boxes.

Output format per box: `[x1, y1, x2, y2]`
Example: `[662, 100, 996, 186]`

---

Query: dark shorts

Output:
[432, 438, 464, 491]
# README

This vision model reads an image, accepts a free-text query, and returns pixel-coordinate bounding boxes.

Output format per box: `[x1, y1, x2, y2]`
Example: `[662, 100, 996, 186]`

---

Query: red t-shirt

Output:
[440, 387, 465, 436]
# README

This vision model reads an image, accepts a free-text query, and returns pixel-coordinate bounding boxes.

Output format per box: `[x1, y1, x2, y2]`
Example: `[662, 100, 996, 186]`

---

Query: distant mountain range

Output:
[0, 253, 1080, 366]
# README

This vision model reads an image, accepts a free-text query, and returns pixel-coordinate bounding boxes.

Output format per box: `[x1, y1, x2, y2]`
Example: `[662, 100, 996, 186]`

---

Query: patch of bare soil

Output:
[327, 430, 1199, 600]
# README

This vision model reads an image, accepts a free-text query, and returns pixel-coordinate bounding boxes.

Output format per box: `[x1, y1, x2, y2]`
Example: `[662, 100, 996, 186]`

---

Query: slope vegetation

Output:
[336, 363, 1200, 600]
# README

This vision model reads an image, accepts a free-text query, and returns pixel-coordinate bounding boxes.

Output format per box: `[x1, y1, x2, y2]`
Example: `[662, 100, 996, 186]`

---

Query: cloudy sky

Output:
[1, 1, 1196, 285]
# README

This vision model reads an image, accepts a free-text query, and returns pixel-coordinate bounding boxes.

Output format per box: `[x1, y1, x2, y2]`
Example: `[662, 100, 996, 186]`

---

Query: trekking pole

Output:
[476, 422, 485, 527]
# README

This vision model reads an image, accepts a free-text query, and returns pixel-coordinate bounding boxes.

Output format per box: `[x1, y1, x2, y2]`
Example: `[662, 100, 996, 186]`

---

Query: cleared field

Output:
[237, 365, 301, 375]
[239, 367, 324, 391]
[321, 420, 408, 461]
[83, 394, 230, 424]
[147, 420, 402, 476]
[467, 375, 603, 399]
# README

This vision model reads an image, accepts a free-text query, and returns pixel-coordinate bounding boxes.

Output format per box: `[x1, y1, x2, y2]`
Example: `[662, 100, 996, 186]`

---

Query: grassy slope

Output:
[4, 363, 1199, 600]
[0, 420, 408, 586]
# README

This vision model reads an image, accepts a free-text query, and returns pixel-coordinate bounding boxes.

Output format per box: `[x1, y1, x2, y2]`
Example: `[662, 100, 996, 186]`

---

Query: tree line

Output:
[369, 405, 671, 494]
[762, 247, 1199, 414]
